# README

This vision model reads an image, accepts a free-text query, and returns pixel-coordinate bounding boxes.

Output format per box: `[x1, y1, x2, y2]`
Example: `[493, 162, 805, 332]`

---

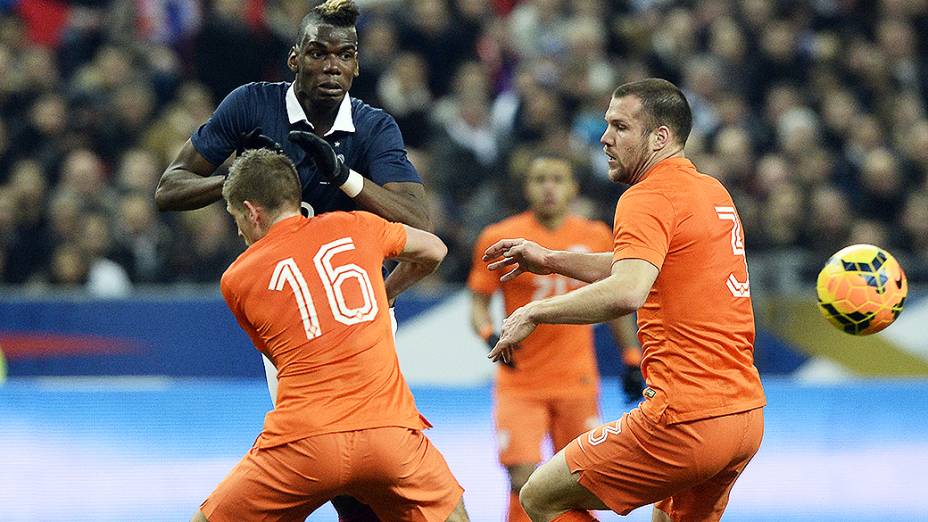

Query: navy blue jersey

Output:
[191, 82, 421, 215]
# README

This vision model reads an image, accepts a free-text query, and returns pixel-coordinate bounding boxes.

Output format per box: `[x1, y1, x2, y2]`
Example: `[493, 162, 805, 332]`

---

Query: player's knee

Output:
[190, 510, 209, 522]
[444, 498, 470, 522]
[508, 464, 537, 493]
[650, 507, 673, 522]
[519, 474, 547, 517]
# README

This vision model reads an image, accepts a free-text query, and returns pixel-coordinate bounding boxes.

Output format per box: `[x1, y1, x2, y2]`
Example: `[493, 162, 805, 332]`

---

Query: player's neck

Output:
[534, 212, 567, 230]
[631, 148, 685, 184]
[298, 93, 340, 135]
[266, 210, 302, 230]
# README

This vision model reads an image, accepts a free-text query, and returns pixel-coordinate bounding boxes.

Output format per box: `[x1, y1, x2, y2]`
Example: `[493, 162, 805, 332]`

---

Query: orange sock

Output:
[550, 510, 599, 522]
[508, 492, 531, 522]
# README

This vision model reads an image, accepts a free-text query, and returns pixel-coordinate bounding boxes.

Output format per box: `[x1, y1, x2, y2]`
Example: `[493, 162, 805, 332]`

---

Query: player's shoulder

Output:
[481, 212, 533, 239]
[227, 81, 288, 102]
[221, 245, 260, 290]
[316, 209, 387, 228]
[350, 96, 398, 130]
[566, 214, 611, 234]
[622, 174, 673, 201]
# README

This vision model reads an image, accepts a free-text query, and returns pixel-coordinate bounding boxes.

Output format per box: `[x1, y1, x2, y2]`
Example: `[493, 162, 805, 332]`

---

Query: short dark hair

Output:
[223, 149, 301, 213]
[524, 156, 574, 181]
[297, 0, 360, 46]
[613, 78, 692, 145]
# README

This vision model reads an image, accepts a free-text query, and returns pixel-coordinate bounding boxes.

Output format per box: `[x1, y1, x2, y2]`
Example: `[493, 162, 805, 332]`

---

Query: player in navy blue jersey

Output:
[156, 1, 431, 520]
[155, 0, 429, 231]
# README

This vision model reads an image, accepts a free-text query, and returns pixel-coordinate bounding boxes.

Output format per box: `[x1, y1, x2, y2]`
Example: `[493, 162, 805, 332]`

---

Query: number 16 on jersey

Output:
[268, 237, 379, 340]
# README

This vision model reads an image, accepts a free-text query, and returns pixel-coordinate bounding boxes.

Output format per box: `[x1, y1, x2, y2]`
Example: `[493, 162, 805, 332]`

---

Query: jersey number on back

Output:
[715, 206, 750, 298]
[268, 237, 379, 340]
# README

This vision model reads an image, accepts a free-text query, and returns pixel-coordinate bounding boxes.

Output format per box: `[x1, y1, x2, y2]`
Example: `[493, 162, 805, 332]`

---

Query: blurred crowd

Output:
[1, 0, 927, 296]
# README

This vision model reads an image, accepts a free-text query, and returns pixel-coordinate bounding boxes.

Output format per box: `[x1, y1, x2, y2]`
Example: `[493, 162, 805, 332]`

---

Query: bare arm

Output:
[483, 238, 614, 283]
[384, 225, 447, 301]
[470, 291, 494, 337]
[489, 259, 658, 364]
[154, 139, 224, 211]
[353, 181, 432, 231]
[606, 314, 639, 352]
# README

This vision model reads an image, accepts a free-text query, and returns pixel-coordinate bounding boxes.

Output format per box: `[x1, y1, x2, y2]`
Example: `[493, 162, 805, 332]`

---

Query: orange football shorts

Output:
[495, 391, 600, 467]
[565, 405, 763, 521]
[201, 426, 463, 522]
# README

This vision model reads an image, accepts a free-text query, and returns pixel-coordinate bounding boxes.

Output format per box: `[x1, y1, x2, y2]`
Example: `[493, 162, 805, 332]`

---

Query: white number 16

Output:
[268, 237, 378, 340]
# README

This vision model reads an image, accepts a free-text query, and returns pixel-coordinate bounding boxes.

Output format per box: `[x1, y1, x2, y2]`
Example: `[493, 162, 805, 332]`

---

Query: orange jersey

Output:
[220, 212, 429, 448]
[613, 157, 765, 424]
[468, 212, 613, 397]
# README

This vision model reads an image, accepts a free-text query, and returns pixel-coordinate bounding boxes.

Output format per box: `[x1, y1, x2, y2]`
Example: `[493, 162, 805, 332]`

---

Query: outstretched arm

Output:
[489, 259, 658, 364]
[154, 140, 223, 211]
[354, 181, 432, 231]
[470, 292, 494, 339]
[384, 225, 447, 301]
[483, 238, 614, 283]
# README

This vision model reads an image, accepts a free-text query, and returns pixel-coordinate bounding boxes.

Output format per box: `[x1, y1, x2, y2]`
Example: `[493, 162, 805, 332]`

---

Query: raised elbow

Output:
[154, 172, 177, 211]
[610, 287, 648, 317]
[154, 185, 169, 211]
[427, 236, 448, 269]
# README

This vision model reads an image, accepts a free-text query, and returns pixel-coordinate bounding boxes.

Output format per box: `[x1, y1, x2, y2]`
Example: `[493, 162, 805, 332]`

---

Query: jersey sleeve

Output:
[466, 227, 500, 296]
[362, 113, 423, 185]
[612, 189, 675, 270]
[220, 270, 268, 355]
[590, 220, 614, 252]
[191, 84, 257, 167]
[355, 211, 407, 258]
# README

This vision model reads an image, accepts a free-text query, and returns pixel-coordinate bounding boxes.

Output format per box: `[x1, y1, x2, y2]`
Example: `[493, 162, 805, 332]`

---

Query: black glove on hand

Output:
[621, 363, 645, 402]
[236, 128, 283, 155]
[485, 333, 516, 369]
[288, 130, 350, 186]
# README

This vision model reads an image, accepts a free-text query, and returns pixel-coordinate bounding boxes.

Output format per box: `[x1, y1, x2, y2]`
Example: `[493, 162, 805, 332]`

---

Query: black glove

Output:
[485, 333, 516, 369]
[288, 130, 350, 186]
[620, 362, 645, 402]
[236, 127, 283, 155]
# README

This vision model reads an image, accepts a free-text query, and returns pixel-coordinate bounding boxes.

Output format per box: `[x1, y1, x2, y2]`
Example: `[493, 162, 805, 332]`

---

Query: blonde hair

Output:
[223, 149, 301, 213]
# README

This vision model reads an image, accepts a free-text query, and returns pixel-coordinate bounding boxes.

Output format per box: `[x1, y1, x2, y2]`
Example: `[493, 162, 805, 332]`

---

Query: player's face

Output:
[523, 161, 576, 220]
[289, 23, 359, 104]
[601, 95, 652, 184]
[227, 202, 258, 246]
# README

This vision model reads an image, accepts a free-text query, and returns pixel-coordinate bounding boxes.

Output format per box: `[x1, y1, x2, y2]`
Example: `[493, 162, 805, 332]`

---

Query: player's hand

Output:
[288, 130, 350, 186]
[236, 127, 283, 155]
[482, 238, 553, 282]
[621, 362, 645, 402]
[484, 332, 516, 368]
[488, 304, 538, 364]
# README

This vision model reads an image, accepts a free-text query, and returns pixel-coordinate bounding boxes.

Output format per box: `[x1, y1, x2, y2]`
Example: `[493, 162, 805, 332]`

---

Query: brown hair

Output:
[613, 78, 692, 145]
[222, 149, 301, 213]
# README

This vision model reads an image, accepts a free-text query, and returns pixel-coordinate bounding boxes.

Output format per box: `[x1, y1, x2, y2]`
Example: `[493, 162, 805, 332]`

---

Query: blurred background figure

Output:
[0, 0, 924, 290]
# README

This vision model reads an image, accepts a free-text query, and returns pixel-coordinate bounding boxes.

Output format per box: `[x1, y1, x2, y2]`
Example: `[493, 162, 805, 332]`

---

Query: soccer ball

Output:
[816, 244, 907, 335]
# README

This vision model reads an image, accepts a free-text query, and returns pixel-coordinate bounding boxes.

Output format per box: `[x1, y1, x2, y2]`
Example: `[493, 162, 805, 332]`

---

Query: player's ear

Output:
[243, 200, 261, 223]
[354, 53, 360, 78]
[652, 126, 671, 151]
[287, 47, 299, 72]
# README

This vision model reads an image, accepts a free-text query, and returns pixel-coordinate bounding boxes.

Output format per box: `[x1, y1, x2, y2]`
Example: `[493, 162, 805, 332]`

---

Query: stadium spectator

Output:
[0, 0, 924, 290]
